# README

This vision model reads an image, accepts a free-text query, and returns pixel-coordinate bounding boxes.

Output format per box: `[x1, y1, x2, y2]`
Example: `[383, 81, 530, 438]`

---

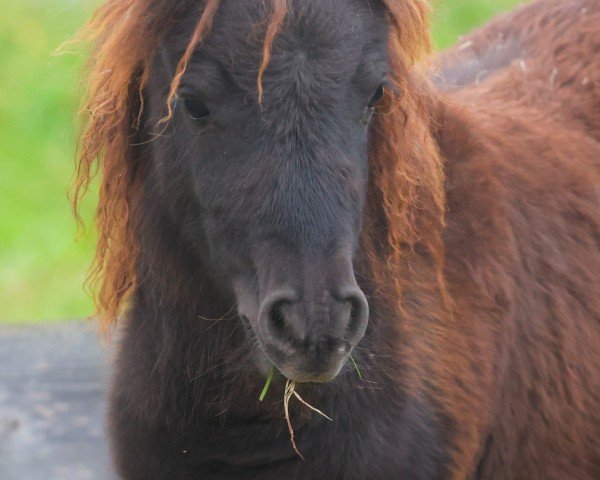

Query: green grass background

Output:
[0, 0, 520, 323]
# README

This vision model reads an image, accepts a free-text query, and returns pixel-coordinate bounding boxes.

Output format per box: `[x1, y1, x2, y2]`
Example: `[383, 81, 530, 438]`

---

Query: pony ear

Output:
[364, 0, 447, 301]
[382, 0, 432, 65]
[158, 46, 177, 78]
[74, 1, 220, 331]
[72, 0, 161, 331]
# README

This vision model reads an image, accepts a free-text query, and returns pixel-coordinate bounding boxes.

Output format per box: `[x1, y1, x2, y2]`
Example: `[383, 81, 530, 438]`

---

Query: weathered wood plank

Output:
[0, 322, 118, 480]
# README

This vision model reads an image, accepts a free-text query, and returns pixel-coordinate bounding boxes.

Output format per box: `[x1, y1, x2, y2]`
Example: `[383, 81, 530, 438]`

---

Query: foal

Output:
[74, 0, 600, 478]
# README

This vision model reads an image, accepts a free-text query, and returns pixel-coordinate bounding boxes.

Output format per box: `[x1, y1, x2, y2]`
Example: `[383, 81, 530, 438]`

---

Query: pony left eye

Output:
[362, 83, 386, 124]
[183, 96, 210, 121]
[368, 83, 386, 108]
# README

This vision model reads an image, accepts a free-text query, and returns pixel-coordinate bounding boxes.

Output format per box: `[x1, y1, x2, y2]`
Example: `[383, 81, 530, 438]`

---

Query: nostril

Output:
[350, 298, 360, 323]
[346, 297, 361, 336]
[269, 301, 287, 334]
[258, 290, 298, 344]
[343, 290, 369, 341]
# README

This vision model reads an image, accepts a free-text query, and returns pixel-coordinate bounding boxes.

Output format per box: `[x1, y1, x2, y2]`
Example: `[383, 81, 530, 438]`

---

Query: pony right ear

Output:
[158, 46, 177, 78]
[72, 0, 163, 331]
[73, 0, 223, 330]
[156, 46, 183, 121]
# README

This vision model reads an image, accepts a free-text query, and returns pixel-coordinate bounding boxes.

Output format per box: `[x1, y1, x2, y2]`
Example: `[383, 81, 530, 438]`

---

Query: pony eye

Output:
[368, 83, 385, 108]
[183, 96, 210, 121]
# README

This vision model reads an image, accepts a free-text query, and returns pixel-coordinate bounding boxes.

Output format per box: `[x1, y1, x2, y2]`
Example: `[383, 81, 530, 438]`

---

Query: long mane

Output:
[72, 0, 446, 330]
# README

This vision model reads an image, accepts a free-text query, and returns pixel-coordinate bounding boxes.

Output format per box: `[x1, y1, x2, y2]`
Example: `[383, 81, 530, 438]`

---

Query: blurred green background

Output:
[0, 0, 520, 323]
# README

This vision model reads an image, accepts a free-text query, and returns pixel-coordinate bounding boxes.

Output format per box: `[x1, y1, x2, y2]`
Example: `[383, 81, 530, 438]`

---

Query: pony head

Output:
[73, 0, 445, 382]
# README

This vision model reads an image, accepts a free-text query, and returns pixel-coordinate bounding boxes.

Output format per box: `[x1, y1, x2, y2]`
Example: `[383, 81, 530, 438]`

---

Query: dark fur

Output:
[106, 0, 600, 478]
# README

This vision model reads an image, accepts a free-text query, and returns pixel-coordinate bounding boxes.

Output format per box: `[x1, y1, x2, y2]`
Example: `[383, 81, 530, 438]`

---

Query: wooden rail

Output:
[0, 322, 117, 479]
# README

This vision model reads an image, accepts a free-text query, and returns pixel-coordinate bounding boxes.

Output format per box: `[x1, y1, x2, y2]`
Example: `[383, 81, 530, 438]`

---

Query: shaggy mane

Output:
[72, 0, 446, 330]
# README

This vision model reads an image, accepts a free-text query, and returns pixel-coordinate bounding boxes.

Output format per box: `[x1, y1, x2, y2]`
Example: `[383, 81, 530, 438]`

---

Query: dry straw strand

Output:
[282, 380, 332, 459]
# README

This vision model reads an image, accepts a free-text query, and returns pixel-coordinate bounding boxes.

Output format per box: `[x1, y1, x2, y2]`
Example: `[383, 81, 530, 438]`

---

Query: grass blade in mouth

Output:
[284, 380, 304, 459]
[258, 367, 333, 459]
[350, 355, 363, 380]
[283, 380, 332, 459]
[259, 365, 275, 401]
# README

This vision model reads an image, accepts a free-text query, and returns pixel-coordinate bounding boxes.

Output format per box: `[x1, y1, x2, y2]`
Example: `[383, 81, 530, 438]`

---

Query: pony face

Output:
[144, 0, 389, 382]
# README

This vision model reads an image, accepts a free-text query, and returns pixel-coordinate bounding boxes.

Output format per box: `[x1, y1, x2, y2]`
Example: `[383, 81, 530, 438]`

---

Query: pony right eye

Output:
[183, 96, 210, 121]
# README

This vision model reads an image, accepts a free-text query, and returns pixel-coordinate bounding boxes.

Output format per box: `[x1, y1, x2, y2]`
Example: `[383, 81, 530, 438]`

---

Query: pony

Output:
[73, 0, 600, 478]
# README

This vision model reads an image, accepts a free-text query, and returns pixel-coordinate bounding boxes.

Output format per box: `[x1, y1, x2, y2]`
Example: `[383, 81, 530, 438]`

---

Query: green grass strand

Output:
[259, 366, 275, 401]
[350, 355, 363, 380]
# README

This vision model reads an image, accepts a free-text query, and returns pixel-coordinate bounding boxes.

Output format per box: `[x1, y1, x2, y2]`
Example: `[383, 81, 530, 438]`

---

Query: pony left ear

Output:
[381, 0, 432, 64]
